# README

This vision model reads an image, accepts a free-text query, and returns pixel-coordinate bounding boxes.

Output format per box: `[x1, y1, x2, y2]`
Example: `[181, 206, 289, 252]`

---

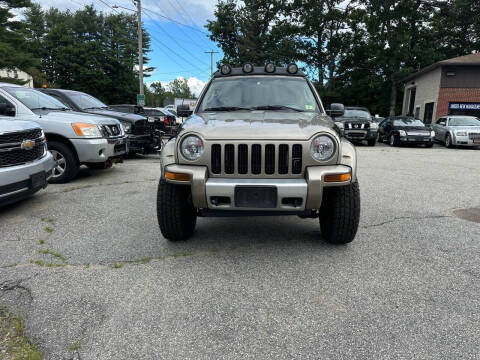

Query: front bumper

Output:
[453, 136, 480, 146]
[127, 134, 151, 152]
[163, 164, 353, 211]
[399, 136, 434, 144]
[0, 151, 54, 205]
[344, 129, 377, 141]
[71, 136, 127, 163]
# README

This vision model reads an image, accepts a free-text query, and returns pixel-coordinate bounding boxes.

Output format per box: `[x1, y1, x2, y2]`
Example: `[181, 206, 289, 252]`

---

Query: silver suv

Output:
[0, 84, 127, 183]
[0, 118, 54, 206]
[157, 64, 360, 244]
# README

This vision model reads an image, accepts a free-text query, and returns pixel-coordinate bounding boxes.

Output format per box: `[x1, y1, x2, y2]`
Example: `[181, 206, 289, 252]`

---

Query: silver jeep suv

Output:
[157, 64, 360, 244]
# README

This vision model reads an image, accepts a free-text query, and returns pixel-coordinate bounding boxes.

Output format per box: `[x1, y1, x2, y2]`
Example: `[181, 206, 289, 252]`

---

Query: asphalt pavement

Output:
[1, 143, 479, 359]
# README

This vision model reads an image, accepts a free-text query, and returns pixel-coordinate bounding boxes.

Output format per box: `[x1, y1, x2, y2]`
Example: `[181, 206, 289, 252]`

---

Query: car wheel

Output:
[320, 181, 360, 244]
[389, 134, 398, 146]
[48, 141, 79, 184]
[157, 180, 197, 241]
[367, 138, 376, 146]
[445, 133, 452, 148]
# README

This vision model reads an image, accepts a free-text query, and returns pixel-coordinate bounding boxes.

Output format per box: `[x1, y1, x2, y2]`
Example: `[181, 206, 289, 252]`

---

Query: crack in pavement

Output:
[361, 215, 452, 229]
[50, 179, 157, 194]
[0, 275, 38, 303]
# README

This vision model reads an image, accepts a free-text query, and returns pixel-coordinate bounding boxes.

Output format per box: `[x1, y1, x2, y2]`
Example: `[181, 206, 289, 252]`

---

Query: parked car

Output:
[157, 63, 360, 245]
[38, 89, 151, 154]
[0, 84, 127, 183]
[163, 108, 182, 124]
[432, 115, 480, 148]
[143, 106, 175, 136]
[333, 106, 377, 146]
[378, 116, 434, 147]
[0, 118, 54, 206]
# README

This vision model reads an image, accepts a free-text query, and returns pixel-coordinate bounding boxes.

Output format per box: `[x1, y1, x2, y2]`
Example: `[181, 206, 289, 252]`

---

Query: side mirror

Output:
[328, 103, 344, 118]
[176, 104, 192, 118]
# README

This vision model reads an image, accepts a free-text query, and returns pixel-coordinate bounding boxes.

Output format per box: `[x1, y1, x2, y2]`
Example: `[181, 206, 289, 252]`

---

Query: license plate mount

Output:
[235, 186, 277, 208]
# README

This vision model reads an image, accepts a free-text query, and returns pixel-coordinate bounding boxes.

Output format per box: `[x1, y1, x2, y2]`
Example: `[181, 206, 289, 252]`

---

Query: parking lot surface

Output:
[1, 143, 479, 359]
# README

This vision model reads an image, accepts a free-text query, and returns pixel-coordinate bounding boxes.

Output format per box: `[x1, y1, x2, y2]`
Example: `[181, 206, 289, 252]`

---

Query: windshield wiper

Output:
[83, 106, 108, 110]
[203, 106, 252, 111]
[253, 105, 303, 112]
[31, 107, 69, 111]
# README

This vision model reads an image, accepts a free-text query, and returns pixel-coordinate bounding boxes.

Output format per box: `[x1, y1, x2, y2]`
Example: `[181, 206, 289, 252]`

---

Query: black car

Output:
[378, 116, 434, 147]
[38, 89, 151, 154]
[143, 107, 176, 135]
[333, 106, 377, 146]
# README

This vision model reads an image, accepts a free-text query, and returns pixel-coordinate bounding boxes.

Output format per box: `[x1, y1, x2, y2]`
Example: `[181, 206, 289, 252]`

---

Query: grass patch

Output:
[38, 249, 66, 262]
[68, 340, 81, 352]
[111, 262, 123, 269]
[39, 239, 45, 245]
[135, 257, 152, 264]
[41, 218, 54, 223]
[31, 260, 66, 268]
[0, 307, 43, 360]
[44, 226, 54, 234]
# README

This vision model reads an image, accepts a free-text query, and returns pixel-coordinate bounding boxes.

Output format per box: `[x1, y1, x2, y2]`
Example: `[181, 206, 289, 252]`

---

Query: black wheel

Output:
[320, 181, 360, 244]
[389, 134, 399, 146]
[48, 141, 79, 184]
[157, 180, 197, 241]
[445, 133, 452, 148]
[367, 138, 376, 146]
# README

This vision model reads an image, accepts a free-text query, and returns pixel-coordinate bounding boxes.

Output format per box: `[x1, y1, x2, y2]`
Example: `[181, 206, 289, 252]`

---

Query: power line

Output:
[142, 6, 209, 35]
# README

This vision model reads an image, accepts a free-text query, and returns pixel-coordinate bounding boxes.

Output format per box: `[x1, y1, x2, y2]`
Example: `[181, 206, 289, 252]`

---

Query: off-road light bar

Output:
[220, 64, 232, 75]
[265, 62, 276, 73]
[287, 63, 298, 74]
[242, 63, 254, 73]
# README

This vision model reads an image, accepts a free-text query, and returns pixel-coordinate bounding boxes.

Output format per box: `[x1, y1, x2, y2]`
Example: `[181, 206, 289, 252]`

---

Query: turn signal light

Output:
[163, 116, 169, 124]
[324, 173, 351, 183]
[165, 171, 190, 182]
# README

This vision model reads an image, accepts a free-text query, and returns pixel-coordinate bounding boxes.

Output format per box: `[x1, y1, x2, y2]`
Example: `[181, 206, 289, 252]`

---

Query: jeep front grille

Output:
[210, 143, 303, 176]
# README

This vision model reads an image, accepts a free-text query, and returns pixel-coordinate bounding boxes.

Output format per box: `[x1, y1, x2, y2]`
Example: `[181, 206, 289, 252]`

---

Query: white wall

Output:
[0, 68, 34, 88]
[403, 67, 441, 121]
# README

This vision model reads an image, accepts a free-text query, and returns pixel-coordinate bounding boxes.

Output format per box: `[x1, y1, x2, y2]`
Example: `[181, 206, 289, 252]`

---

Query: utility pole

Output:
[205, 50, 219, 76]
[136, 0, 143, 96]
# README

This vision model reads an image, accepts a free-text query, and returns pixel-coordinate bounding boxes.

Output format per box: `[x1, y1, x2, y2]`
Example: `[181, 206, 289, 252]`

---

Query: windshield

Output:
[341, 109, 371, 119]
[449, 117, 480, 126]
[198, 77, 320, 113]
[69, 92, 108, 110]
[393, 118, 425, 127]
[4, 87, 68, 110]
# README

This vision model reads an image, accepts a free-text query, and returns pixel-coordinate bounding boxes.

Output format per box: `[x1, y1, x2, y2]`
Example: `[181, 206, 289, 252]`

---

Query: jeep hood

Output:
[84, 109, 146, 123]
[181, 111, 336, 140]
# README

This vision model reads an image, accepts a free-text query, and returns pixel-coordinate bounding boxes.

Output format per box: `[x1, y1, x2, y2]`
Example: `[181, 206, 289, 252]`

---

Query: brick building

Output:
[402, 53, 480, 124]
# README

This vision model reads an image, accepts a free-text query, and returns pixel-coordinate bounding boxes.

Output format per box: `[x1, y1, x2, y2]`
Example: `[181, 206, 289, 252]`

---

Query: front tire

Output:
[157, 180, 197, 241]
[445, 133, 453, 148]
[367, 138, 376, 146]
[48, 141, 79, 184]
[320, 181, 360, 244]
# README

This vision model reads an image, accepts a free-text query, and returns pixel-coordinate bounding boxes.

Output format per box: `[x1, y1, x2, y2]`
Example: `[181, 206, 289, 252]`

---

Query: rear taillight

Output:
[163, 117, 168, 125]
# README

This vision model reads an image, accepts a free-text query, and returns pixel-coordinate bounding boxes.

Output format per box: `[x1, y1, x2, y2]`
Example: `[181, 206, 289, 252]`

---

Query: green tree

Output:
[0, 0, 37, 84]
[167, 78, 194, 99]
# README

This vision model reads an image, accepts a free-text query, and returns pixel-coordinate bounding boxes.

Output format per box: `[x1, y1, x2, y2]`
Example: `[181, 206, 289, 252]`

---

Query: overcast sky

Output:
[33, 0, 222, 96]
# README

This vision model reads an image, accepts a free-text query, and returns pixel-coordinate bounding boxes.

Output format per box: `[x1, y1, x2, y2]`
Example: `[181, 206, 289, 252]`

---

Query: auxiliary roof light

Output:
[242, 63, 254, 73]
[220, 64, 232, 75]
[264, 62, 276, 73]
[287, 63, 298, 74]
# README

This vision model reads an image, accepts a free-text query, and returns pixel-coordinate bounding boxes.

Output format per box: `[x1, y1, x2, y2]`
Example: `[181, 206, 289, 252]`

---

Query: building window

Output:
[415, 106, 420, 119]
[424, 102, 434, 124]
[407, 88, 416, 116]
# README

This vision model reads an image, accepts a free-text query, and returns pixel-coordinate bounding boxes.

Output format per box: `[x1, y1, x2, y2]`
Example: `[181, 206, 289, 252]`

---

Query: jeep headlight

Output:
[181, 135, 204, 161]
[310, 135, 335, 161]
[120, 121, 132, 133]
[456, 131, 467, 136]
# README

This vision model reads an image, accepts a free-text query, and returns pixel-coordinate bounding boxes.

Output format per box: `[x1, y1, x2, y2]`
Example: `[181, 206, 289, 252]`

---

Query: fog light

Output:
[220, 64, 232, 75]
[242, 63, 254, 73]
[324, 173, 351, 183]
[165, 171, 190, 182]
[265, 62, 276, 73]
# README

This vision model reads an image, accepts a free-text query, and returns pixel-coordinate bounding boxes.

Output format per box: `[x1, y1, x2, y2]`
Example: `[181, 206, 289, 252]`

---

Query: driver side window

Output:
[0, 94, 15, 117]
